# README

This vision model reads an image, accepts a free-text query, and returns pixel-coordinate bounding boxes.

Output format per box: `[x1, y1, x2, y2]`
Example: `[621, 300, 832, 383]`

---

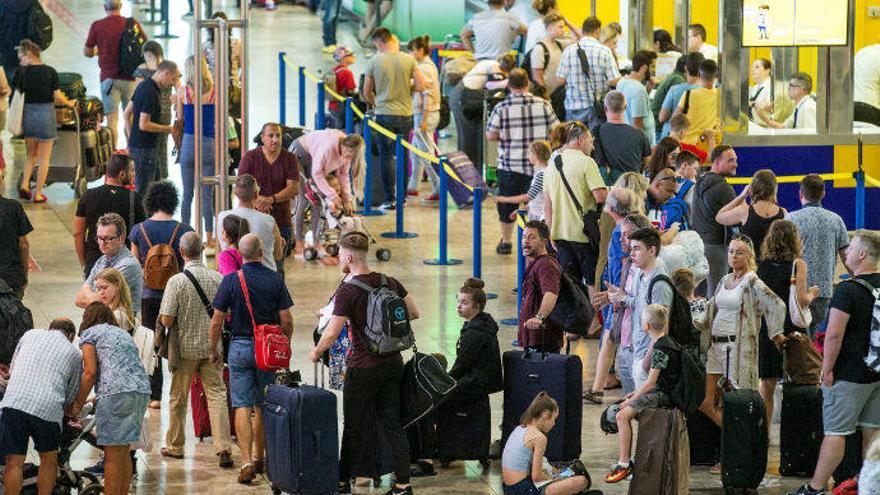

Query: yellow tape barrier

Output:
[516, 212, 527, 229]
[866, 174, 880, 188]
[437, 49, 518, 58]
[726, 172, 852, 185]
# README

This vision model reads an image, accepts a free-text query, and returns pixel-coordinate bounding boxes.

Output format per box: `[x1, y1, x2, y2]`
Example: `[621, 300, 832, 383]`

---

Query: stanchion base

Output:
[358, 209, 385, 216]
[486, 293, 498, 300]
[381, 232, 418, 239]
[153, 33, 179, 39]
[423, 258, 463, 266]
[500, 318, 518, 326]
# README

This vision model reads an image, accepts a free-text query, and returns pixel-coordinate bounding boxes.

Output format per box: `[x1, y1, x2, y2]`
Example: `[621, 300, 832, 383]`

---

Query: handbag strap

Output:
[237, 269, 258, 331]
[554, 154, 584, 215]
[183, 269, 214, 317]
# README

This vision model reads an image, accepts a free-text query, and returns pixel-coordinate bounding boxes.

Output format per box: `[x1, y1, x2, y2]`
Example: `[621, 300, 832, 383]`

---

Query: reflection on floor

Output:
[2, 0, 818, 493]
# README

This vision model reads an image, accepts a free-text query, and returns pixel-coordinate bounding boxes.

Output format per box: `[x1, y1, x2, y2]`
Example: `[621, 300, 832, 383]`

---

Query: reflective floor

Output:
[1, 1, 813, 493]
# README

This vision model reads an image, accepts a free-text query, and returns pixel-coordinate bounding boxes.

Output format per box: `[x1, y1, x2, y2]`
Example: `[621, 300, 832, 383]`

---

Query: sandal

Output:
[160, 447, 183, 459]
[18, 189, 31, 201]
[583, 389, 605, 404]
[32, 194, 47, 204]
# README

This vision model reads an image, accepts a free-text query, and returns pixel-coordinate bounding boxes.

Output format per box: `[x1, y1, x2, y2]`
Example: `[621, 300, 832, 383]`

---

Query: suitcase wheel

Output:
[373, 478, 382, 488]
[325, 243, 339, 257]
[376, 248, 391, 262]
[480, 459, 490, 471]
[271, 487, 281, 495]
[303, 247, 318, 261]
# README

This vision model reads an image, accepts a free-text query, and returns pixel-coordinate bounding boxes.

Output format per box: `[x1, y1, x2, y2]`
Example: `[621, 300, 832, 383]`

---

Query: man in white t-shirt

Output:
[687, 24, 717, 62]
[216, 174, 284, 271]
[460, 0, 526, 61]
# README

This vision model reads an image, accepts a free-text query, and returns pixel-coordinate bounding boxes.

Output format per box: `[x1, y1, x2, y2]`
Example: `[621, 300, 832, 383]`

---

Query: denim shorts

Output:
[100, 78, 135, 114]
[22, 103, 57, 140]
[0, 407, 61, 455]
[95, 391, 149, 446]
[228, 338, 276, 408]
[502, 476, 544, 495]
[822, 380, 880, 436]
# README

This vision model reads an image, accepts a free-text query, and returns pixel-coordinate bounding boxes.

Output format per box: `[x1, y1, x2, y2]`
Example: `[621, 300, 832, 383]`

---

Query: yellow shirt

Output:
[543, 149, 607, 243]
[678, 87, 720, 146]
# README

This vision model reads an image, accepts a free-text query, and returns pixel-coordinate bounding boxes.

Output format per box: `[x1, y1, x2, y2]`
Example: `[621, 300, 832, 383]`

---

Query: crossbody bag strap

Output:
[129, 190, 136, 236]
[183, 270, 214, 317]
[237, 270, 258, 331]
[554, 154, 584, 214]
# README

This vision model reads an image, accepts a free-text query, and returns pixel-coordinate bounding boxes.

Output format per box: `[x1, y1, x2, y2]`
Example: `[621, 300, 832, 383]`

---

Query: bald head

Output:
[179, 232, 203, 260]
[49, 317, 77, 340]
[239, 234, 263, 262]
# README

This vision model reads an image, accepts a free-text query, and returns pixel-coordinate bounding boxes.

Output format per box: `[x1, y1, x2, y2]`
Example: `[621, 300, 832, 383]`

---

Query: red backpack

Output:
[237, 270, 290, 371]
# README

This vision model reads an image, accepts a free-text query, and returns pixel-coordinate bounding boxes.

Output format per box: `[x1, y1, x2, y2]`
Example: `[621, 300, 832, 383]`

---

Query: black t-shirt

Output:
[0, 198, 34, 288]
[830, 273, 880, 384]
[692, 171, 736, 245]
[652, 336, 682, 395]
[591, 122, 650, 174]
[128, 78, 162, 149]
[12, 64, 59, 104]
[75, 185, 146, 275]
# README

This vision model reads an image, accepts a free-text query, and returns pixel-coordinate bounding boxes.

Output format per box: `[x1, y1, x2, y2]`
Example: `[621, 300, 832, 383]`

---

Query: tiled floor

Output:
[1, 1, 815, 493]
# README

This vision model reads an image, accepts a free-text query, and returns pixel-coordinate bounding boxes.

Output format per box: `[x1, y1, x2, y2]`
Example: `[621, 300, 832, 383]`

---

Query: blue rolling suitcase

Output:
[501, 348, 583, 462]
[263, 365, 339, 495]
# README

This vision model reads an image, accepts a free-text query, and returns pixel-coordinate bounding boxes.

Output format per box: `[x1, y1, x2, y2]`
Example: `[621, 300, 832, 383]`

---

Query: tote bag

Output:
[7, 90, 25, 136]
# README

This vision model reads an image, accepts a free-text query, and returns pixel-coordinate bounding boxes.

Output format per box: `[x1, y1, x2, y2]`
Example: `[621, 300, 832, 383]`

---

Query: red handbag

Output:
[238, 270, 291, 371]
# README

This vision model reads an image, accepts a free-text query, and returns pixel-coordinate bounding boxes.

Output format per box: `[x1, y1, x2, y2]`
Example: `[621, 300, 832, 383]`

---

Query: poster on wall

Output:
[742, 0, 849, 46]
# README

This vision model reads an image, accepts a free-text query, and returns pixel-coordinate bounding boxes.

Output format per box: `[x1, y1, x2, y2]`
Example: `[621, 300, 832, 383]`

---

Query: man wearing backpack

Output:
[310, 231, 420, 495]
[128, 181, 194, 410]
[590, 91, 651, 184]
[85, 0, 146, 149]
[526, 14, 565, 118]
[789, 231, 880, 495]
[517, 221, 563, 353]
[0, 0, 47, 76]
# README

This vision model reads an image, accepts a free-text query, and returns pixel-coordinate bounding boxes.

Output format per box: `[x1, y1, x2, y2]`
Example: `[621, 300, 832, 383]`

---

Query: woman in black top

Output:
[12, 39, 75, 203]
[715, 169, 786, 259]
[756, 219, 819, 421]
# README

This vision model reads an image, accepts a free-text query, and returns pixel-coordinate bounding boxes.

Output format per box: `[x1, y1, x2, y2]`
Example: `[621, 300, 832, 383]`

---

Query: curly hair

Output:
[761, 219, 803, 262]
[144, 180, 180, 215]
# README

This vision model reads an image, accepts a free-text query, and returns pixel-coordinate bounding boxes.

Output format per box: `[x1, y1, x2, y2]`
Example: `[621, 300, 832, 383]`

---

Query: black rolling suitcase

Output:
[720, 350, 768, 493]
[435, 396, 492, 465]
[80, 96, 104, 130]
[779, 383, 823, 477]
[501, 347, 582, 462]
[687, 411, 720, 466]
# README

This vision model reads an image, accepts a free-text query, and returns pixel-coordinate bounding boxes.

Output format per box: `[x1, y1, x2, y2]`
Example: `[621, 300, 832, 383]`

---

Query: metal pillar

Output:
[624, 0, 654, 56]
[673, 0, 689, 53]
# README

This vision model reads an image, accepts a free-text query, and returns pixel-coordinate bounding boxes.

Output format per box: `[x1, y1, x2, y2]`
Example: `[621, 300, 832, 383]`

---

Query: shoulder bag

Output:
[788, 261, 812, 329]
[7, 68, 25, 137]
[576, 45, 606, 121]
[238, 270, 291, 371]
[553, 154, 602, 247]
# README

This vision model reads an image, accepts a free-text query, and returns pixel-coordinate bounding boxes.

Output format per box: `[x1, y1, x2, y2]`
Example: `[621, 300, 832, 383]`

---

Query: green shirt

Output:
[543, 149, 606, 243]
[651, 71, 686, 122]
[366, 51, 419, 116]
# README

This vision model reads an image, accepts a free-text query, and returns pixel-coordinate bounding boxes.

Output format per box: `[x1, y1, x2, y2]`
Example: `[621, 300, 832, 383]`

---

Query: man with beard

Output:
[517, 220, 562, 353]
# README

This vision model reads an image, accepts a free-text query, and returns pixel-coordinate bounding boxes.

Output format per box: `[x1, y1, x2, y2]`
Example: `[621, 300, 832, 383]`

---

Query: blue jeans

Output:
[129, 146, 160, 196]
[321, 0, 341, 46]
[180, 134, 216, 233]
[567, 106, 604, 130]
[374, 114, 414, 203]
[617, 346, 635, 395]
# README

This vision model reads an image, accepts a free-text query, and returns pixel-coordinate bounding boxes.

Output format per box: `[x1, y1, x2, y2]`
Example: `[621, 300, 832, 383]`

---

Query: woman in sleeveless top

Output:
[756, 219, 819, 421]
[175, 56, 218, 255]
[715, 169, 786, 259]
[501, 393, 590, 495]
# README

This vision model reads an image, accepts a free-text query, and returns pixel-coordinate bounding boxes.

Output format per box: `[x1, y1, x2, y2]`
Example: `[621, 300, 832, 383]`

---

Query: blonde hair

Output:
[599, 23, 622, 44]
[730, 235, 758, 272]
[614, 172, 649, 215]
[185, 55, 213, 94]
[95, 268, 135, 331]
[643, 304, 669, 332]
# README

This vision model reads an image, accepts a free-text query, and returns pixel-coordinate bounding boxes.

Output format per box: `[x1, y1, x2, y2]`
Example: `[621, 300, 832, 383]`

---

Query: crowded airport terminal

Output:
[1, 0, 880, 493]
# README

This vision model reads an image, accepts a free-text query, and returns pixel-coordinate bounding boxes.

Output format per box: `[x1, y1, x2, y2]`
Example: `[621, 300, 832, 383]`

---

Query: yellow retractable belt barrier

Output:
[726, 172, 852, 185]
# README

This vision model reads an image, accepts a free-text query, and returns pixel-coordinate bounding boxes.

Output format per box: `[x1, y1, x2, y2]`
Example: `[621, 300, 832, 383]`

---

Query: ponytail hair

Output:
[459, 278, 487, 311]
[520, 391, 558, 425]
[407, 34, 431, 54]
[222, 214, 251, 247]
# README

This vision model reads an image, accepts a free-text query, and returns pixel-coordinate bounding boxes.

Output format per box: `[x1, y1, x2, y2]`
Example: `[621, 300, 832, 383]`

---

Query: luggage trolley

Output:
[32, 105, 106, 198]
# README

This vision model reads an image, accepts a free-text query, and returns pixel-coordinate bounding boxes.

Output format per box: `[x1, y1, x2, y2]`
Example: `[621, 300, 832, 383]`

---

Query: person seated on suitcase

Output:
[518, 220, 563, 353]
[209, 234, 293, 485]
[309, 231, 420, 495]
[671, 268, 708, 354]
[495, 140, 551, 222]
[501, 392, 590, 495]
[605, 304, 677, 483]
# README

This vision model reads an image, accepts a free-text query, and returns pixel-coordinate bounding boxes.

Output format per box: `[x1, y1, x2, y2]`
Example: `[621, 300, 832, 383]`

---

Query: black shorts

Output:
[496, 169, 533, 223]
[758, 322, 783, 379]
[0, 407, 62, 456]
[555, 239, 598, 286]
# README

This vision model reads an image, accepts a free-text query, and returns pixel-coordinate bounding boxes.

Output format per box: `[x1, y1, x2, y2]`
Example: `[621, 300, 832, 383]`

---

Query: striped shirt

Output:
[556, 37, 620, 111]
[526, 169, 545, 220]
[486, 92, 558, 176]
[1, 330, 83, 424]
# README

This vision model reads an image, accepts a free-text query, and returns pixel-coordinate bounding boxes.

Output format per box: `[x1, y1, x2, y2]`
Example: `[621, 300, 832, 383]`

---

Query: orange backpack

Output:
[141, 223, 182, 290]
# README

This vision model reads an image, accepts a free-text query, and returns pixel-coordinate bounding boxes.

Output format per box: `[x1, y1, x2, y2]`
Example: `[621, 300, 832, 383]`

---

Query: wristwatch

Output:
[535, 313, 546, 323]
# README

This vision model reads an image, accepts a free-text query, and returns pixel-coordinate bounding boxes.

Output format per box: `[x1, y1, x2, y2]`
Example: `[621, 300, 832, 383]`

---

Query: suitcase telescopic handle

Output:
[314, 362, 325, 389]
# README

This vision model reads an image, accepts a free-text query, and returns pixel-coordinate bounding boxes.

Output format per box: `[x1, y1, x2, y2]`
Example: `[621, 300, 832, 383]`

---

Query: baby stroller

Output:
[298, 173, 391, 262]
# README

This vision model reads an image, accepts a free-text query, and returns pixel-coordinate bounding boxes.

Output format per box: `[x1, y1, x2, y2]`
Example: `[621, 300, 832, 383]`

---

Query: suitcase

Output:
[434, 151, 488, 209]
[80, 96, 104, 130]
[780, 383, 823, 477]
[435, 396, 491, 464]
[833, 430, 862, 486]
[687, 411, 720, 466]
[263, 365, 339, 495]
[628, 408, 689, 495]
[59, 72, 86, 103]
[501, 349, 582, 462]
[96, 127, 113, 167]
[191, 368, 235, 441]
[721, 388, 768, 491]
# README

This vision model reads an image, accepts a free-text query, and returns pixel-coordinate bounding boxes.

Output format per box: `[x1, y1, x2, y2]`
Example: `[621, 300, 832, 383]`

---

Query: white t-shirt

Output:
[524, 19, 545, 54]
[699, 43, 718, 62]
[530, 40, 563, 93]
[217, 207, 277, 271]
[463, 60, 501, 90]
[782, 96, 816, 130]
[855, 44, 880, 109]
[712, 276, 746, 337]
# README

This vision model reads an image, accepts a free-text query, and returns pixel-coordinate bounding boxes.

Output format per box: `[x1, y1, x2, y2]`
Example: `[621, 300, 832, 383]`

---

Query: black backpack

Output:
[548, 270, 594, 337]
[521, 41, 562, 84]
[27, 1, 53, 50]
[118, 17, 147, 79]
[0, 279, 34, 365]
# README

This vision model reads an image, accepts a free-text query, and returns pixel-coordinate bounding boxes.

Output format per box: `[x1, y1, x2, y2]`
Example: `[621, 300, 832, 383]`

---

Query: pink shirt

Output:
[217, 248, 243, 276]
[302, 129, 352, 202]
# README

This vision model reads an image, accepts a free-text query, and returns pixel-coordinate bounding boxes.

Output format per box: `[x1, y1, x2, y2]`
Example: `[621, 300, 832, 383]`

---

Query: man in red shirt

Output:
[518, 220, 562, 353]
[85, 0, 145, 149]
[238, 123, 300, 276]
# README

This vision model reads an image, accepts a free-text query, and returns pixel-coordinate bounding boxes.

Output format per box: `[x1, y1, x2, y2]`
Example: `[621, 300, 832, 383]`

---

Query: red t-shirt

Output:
[328, 64, 356, 112]
[238, 148, 300, 228]
[333, 272, 408, 369]
[680, 142, 708, 164]
[519, 255, 562, 351]
[85, 15, 142, 81]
